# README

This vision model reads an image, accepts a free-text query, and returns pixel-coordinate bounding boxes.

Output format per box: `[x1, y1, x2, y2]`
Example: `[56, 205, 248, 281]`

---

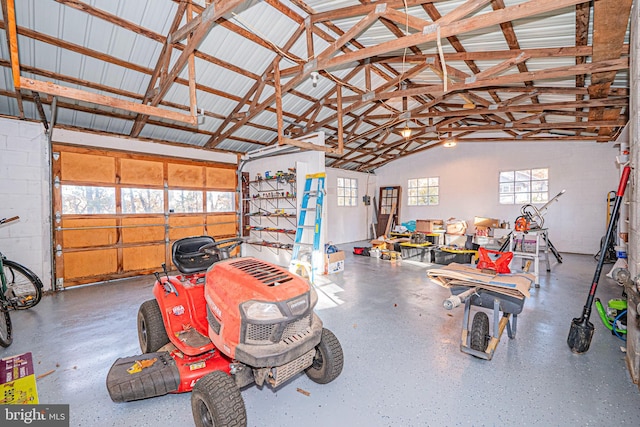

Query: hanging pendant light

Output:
[401, 120, 412, 139]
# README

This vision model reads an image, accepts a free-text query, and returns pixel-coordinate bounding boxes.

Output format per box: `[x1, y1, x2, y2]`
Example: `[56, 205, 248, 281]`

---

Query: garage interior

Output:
[1, 0, 640, 426]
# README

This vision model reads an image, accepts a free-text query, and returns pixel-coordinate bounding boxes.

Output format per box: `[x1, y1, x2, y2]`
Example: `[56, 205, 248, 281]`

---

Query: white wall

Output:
[325, 167, 377, 244]
[375, 141, 619, 254]
[0, 117, 52, 290]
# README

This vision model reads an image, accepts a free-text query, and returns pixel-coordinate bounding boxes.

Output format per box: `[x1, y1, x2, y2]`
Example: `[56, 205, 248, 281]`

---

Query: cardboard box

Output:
[416, 219, 444, 233]
[445, 219, 467, 235]
[474, 217, 501, 228]
[325, 250, 345, 274]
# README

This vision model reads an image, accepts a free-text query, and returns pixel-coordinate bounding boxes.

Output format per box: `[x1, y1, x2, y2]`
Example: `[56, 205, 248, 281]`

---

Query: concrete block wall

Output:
[0, 117, 52, 291]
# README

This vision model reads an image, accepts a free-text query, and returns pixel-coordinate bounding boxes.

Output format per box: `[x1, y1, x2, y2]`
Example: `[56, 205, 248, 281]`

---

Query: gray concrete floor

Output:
[2, 244, 640, 426]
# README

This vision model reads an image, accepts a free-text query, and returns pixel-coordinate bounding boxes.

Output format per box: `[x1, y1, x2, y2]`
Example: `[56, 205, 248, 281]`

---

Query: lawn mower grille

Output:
[229, 258, 294, 286]
[245, 314, 312, 345]
[268, 348, 316, 388]
[282, 314, 312, 342]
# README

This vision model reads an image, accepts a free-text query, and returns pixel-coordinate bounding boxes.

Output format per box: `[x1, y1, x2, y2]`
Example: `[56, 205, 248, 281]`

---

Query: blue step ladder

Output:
[289, 173, 325, 282]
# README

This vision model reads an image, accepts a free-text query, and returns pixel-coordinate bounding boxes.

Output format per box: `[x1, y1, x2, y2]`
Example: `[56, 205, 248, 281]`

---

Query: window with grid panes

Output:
[499, 168, 549, 205]
[337, 177, 358, 206]
[408, 177, 439, 206]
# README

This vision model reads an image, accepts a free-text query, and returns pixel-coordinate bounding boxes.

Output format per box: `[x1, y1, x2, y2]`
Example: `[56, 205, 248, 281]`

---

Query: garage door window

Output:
[168, 189, 203, 213]
[61, 185, 116, 214]
[122, 188, 164, 214]
[207, 191, 235, 213]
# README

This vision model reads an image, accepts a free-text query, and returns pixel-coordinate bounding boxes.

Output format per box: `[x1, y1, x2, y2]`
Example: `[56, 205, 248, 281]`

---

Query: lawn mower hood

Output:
[204, 257, 322, 367]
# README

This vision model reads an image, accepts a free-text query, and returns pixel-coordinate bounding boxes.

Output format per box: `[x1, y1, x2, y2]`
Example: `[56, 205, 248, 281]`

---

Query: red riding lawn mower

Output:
[107, 236, 344, 426]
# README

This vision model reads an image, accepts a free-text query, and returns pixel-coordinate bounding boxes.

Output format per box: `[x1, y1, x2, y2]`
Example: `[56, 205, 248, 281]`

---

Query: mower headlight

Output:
[242, 301, 284, 321]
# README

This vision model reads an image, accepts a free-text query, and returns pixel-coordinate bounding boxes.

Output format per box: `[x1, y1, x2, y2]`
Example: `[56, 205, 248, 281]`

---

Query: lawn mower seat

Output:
[172, 236, 219, 274]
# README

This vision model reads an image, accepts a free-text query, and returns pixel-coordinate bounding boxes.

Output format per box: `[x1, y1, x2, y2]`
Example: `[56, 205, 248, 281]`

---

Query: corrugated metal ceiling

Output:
[0, 0, 632, 171]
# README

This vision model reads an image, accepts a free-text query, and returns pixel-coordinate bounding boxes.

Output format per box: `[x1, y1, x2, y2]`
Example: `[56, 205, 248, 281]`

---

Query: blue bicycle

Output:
[0, 216, 44, 347]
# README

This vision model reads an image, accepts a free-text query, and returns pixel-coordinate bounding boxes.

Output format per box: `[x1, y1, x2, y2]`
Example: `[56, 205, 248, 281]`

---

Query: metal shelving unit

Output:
[243, 173, 297, 254]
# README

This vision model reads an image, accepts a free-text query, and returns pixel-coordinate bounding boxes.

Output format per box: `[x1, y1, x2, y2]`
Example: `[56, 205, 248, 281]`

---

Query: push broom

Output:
[567, 165, 631, 354]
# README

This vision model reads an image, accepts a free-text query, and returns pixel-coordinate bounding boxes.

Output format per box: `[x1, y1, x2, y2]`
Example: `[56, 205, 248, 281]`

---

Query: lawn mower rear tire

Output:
[191, 370, 247, 427]
[138, 299, 169, 353]
[305, 328, 344, 384]
[470, 312, 490, 352]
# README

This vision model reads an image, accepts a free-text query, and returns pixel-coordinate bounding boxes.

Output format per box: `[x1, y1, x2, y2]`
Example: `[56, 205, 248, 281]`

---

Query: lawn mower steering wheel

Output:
[199, 238, 245, 260]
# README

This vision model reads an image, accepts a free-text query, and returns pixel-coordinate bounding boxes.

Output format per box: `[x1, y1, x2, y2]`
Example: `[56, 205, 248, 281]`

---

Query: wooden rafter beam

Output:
[332, 58, 628, 104]
[19, 77, 198, 125]
[1, 0, 24, 117]
[311, 0, 444, 23]
[277, 45, 601, 76]
[319, 0, 588, 72]
[206, 21, 306, 148]
[588, 0, 632, 98]
[208, 0, 592, 149]
[130, 0, 247, 137]
[436, 119, 626, 132]
[587, 0, 632, 138]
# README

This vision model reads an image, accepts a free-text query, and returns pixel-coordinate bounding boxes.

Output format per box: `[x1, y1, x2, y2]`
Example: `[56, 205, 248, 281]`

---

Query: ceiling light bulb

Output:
[401, 126, 412, 139]
[443, 140, 457, 148]
[311, 71, 319, 87]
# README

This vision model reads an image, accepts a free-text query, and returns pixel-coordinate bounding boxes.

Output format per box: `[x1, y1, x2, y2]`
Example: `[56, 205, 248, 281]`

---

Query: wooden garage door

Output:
[52, 144, 238, 288]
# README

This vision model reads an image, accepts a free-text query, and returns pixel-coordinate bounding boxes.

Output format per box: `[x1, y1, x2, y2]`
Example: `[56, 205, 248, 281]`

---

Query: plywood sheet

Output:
[169, 215, 204, 240]
[62, 218, 117, 247]
[168, 163, 203, 187]
[123, 245, 164, 271]
[121, 216, 165, 243]
[63, 249, 117, 278]
[120, 159, 164, 185]
[207, 214, 236, 236]
[60, 152, 115, 183]
[206, 167, 236, 189]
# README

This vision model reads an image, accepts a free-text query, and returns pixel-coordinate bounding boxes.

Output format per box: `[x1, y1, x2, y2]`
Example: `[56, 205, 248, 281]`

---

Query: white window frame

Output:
[337, 177, 358, 207]
[407, 177, 439, 206]
[499, 168, 549, 205]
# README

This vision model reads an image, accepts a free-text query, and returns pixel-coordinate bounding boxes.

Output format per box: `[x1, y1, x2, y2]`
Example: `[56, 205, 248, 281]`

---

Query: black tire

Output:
[137, 299, 169, 353]
[305, 328, 344, 384]
[470, 312, 490, 352]
[191, 371, 247, 427]
[0, 308, 12, 347]
[3, 259, 43, 310]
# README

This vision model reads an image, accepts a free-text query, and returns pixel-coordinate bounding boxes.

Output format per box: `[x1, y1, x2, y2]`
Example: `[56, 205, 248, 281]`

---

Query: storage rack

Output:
[243, 171, 297, 253]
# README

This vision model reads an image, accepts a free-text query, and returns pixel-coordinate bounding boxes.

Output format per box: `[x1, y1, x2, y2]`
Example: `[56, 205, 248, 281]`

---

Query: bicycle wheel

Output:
[3, 259, 43, 310]
[0, 306, 12, 347]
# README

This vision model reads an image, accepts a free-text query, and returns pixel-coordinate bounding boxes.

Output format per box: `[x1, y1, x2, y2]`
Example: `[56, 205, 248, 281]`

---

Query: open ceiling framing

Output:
[0, 0, 632, 171]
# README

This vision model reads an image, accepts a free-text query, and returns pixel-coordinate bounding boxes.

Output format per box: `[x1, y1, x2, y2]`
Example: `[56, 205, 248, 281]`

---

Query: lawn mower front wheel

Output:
[137, 299, 169, 353]
[191, 371, 247, 427]
[305, 328, 344, 384]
